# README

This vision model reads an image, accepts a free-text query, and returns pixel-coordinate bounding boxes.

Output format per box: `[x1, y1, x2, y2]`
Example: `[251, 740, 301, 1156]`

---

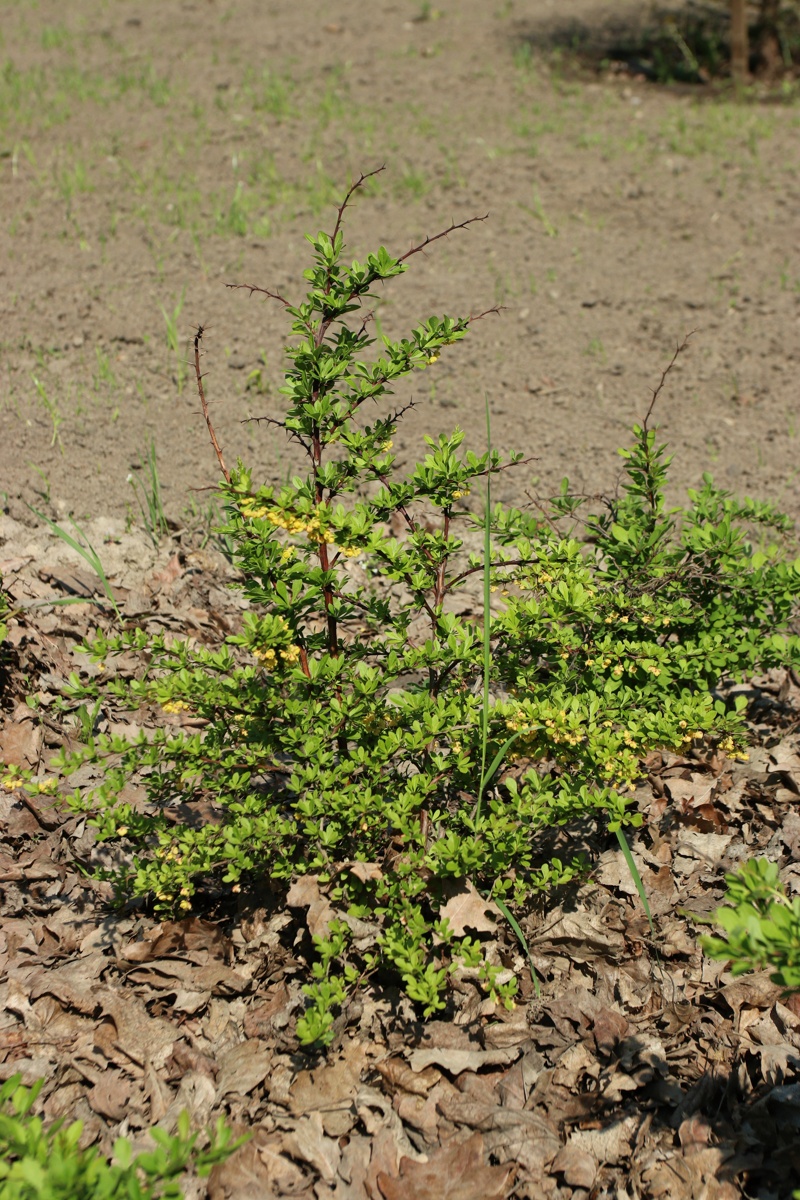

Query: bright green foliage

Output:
[51, 180, 800, 1043]
[701, 858, 800, 991]
[0, 1074, 241, 1200]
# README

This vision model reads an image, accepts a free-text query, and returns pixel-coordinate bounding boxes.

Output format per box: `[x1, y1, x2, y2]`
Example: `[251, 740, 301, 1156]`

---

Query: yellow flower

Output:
[162, 700, 190, 715]
[179, 900, 192, 911]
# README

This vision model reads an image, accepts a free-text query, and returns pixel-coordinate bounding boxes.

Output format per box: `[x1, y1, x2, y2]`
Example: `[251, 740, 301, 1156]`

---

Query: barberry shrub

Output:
[0, 1073, 240, 1200]
[54, 174, 800, 1043]
[701, 858, 800, 991]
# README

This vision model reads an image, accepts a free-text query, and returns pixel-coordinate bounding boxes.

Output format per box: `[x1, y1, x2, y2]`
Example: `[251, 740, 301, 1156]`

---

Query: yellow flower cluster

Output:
[2, 774, 24, 792]
[452, 488, 470, 500]
[717, 736, 749, 761]
[540, 711, 582, 747]
[240, 499, 336, 544]
[254, 644, 302, 670]
[162, 699, 190, 715]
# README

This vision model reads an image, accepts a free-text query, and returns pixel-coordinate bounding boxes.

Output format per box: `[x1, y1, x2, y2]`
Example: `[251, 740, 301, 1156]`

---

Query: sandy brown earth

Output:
[3, 1, 800, 1197]
[1, 0, 799, 529]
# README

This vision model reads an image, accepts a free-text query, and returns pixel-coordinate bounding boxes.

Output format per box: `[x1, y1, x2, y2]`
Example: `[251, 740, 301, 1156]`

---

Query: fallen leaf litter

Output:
[1, 516, 800, 1198]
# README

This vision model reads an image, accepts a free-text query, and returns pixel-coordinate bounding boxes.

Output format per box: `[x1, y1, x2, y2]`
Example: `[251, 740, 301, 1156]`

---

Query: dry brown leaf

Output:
[87, 1071, 134, 1121]
[408, 1046, 521, 1075]
[208, 1128, 309, 1199]
[394, 1086, 445, 1145]
[215, 1039, 272, 1100]
[550, 1143, 597, 1189]
[376, 1057, 441, 1097]
[122, 916, 231, 963]
[243, 982, 292, 1039]
[349, 862, 383, 883]
[281, 1111, 340, 1185]
[156, 1071, 216, 1135]
[290, 1039, 368, 1136]
[1, 703, 43, 769]
[533, 910, 625, 961]
[96, 992, 178, 1070]
[439, 881, 501, 937]
[356, 1086, 426, 1177]
[364, 1126, 404, 1200]
[496, 1047, 544, 1109]
[562, 1114, 638, 1166]
[377, 1132, 512, 1200]
[329, 1134, 371, 1200]
[287, 874, 336, 937]
[592, 1007, 629, 1056]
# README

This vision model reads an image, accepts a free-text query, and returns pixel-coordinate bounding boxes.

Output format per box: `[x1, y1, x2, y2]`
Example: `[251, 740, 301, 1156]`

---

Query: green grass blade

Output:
[493, 894, 541, 999]
[477, 395, 492, 821]
[615, 827, 655, 937]
[26, 506, 121, 619]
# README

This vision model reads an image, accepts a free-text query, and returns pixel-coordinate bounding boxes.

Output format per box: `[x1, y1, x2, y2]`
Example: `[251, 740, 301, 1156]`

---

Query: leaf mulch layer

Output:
[2, 515, 800, 1200]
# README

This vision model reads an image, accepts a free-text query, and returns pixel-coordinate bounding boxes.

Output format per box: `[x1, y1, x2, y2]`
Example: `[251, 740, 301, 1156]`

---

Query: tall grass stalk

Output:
[27, 507, 121, 619]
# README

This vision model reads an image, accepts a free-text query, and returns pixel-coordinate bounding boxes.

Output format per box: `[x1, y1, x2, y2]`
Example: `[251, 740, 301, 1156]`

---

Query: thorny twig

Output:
[642, 332, 694, 431]
[194, 325, 230, 485]
[399, 213, 490, 263]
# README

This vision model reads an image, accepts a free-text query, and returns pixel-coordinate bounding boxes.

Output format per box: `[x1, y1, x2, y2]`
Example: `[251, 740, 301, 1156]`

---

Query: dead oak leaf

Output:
[439, 881, 500, 937]
[287, 875, 336, 938]
[377, 1132, 512, 1200]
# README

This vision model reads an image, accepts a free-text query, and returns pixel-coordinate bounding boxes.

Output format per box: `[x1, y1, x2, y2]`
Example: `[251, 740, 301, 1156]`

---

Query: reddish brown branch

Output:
[194, 325, 230, 485]
[398, 214, 489, 263]
[642, 333, 694, 431]
[331, 166, 386, 244]
[225, 283, 292, 307]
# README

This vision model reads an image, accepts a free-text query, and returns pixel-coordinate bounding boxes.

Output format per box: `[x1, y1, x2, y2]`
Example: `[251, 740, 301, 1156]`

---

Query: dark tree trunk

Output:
[757, 0, 783, 77]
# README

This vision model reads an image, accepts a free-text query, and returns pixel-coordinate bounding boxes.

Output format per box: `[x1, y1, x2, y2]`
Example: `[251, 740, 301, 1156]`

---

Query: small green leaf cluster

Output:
[0, 1074, 241, 1200]
[701, 858, 800, 991]
[50, 183, 800, 1043]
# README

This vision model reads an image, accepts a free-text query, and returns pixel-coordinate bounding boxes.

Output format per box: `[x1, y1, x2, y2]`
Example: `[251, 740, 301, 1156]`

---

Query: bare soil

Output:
[1, 0, 799, 528]
[2, 2, 800, 1197]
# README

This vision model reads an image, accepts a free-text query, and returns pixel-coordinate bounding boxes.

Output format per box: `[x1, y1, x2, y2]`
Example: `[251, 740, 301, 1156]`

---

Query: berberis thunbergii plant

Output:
[52, 170, 800, 1044]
